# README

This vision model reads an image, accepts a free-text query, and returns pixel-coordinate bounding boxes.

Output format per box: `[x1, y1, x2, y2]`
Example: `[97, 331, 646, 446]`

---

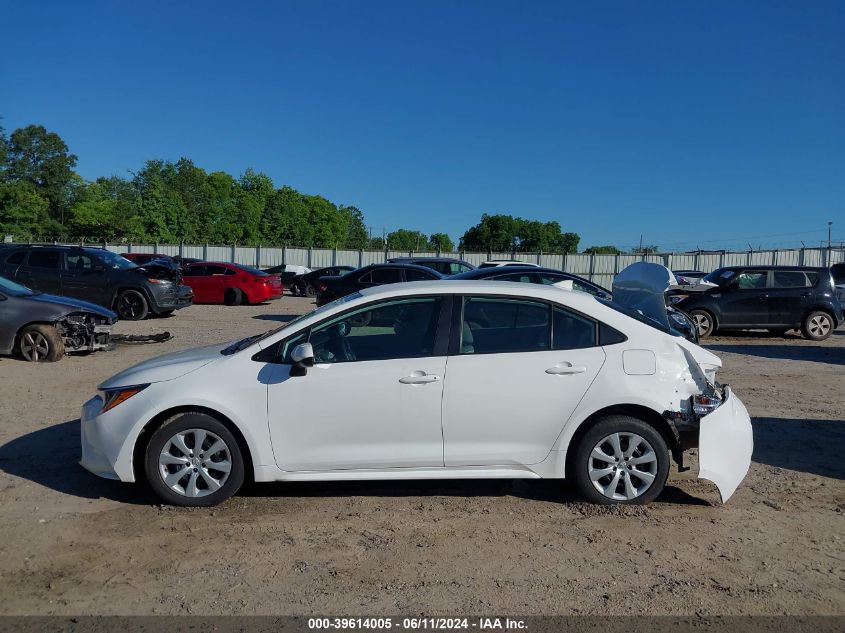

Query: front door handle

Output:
[546, 363, 587, 375]
[399, 371, 441, 385]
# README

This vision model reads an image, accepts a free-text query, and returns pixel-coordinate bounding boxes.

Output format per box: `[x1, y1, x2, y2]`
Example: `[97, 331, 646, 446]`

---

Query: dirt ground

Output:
[0, 296, 842, 616]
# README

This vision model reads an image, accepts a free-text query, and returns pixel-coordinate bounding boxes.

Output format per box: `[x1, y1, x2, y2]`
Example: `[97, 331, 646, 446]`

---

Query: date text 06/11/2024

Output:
[307, 617, 528, 630]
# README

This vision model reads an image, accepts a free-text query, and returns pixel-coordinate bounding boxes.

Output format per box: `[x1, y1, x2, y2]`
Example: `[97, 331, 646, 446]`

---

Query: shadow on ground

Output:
[706, 343, 845, 365]
[0, 420, 156, 505]
[752, 417, 845, 479]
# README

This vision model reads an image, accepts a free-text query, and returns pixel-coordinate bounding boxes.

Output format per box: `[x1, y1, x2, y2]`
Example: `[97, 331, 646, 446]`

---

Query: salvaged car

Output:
[0, 275, 116, 362]
[80, 275, 752, 507]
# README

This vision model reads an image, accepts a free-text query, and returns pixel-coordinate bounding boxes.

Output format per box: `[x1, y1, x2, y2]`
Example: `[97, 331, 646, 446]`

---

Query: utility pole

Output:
[829, 221, 833, 248]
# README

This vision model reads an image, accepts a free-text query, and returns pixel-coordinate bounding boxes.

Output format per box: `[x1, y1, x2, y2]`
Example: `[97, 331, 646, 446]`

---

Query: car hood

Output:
[99, 342, 229, 389]
[26, 293, 116, 320]
[612, 263, 677, 330]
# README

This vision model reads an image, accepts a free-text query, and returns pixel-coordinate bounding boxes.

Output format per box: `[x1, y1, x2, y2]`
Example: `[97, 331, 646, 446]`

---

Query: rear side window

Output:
[205, 265, 228, 275]
[405, 268, 435, 281]
[28, 250, 61, 269]
[5, 250, 26, 265]
[772, 271, 812, 288]
[461, 297, 550, 354]
[553, 307, 597, 349]
[370, 268, 402, 284]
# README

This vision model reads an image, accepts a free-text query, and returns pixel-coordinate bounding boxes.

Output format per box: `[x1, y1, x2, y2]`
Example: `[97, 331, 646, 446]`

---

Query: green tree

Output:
[429, 232, 454, 252]
[583, 245, 621, 254]
[631, 245, 660, 255]
[0, 180, 60, 238]
[459, 214, 579, 253]
[387, 229, 430, 250]
[6, 124, 78, 225]
[340, 205, 368, 249]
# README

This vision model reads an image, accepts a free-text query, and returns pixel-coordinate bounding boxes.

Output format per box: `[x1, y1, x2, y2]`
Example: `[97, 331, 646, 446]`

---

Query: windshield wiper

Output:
[221, 335, 259, 355]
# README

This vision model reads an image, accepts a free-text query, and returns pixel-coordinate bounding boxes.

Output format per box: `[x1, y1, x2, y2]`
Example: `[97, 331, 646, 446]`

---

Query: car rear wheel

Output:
[689, 309, 715, 338]
[144, 412, 245, 507]
[571, 416, 670, 505]
[224, 288, 243, 306]
[801, 311, 834, 341]
[116, 289, 149, 320]
[18, 324, 64, 362]
[305, 283, 318, 297]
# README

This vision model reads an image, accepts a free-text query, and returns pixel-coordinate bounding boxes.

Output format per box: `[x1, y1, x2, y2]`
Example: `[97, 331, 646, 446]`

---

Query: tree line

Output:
[0, 122, 587, 253]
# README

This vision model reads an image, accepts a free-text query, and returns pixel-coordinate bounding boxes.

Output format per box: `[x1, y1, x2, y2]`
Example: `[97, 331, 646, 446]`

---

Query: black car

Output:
[0, 275, 116, 362]
[316, 263, 444, 306]
[448, 265, 612, 299]
[0, 245, 194, 321]
[290, 266, 356, 297]
[386, 257, 475, 275]
[677, 266, 842, 340]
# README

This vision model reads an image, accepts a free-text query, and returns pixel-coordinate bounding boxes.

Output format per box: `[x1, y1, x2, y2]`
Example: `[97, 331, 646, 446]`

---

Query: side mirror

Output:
[290, 342, 314, 376]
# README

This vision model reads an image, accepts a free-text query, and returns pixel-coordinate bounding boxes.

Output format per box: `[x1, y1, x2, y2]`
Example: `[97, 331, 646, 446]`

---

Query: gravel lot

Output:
[0, 296, 842, 615]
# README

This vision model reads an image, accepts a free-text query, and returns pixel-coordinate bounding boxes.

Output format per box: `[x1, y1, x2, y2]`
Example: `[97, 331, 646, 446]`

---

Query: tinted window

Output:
[184, 266, 207, 276]
[370, 268, 402, 284]
[772, 271, 811, 288]
[205, 265, 228, 276]
[358, 271, 372, 283]
[5, 250, 26, 265]
[309, 297, 443, 363]
[405, 268, 436, 281]
[67, 253, 95, 270]
[453, 263, 473, 274]
[832, 264, 845, 284]
[461, 297, 550, 354]
[225, 268, 237, 276]
[28, 250, 61, 269]
[495, 272, 533, 283]
[553, 307, 597, 349]
[733, 271, 767, 289]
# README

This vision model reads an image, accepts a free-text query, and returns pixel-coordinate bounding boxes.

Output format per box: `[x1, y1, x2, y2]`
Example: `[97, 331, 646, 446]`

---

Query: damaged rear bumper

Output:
[698, 386, 753, 503]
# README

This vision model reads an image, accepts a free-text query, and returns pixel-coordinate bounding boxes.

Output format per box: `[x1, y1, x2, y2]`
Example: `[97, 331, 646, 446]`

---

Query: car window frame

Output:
[253, 293, 453, 365]
[449, 293, 603, 356]
[25, 249, 63, 270]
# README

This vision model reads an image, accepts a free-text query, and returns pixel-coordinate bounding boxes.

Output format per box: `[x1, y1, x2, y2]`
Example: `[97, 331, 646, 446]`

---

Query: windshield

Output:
[599, 298, 671, 334]
[0, 276, 36, 296]
[87, 249, 137, 270]
[220, 291, 363, 355]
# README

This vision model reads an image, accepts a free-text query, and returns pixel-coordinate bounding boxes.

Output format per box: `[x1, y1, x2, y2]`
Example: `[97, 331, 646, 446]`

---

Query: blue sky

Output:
[1, 0, 842, 250]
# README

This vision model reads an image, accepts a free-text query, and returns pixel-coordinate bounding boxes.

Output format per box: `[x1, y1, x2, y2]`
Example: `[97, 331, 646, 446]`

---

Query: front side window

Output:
[27, 250, 61, 269]
[184, 266, 206, 277]
[405, 268, 436, 281]
[67, 253, 95, 271]
[461, 297, 550, 354]
[734, 271, 767, 289]
[308, 297, 443, 364]
[205, 265, 228, 276]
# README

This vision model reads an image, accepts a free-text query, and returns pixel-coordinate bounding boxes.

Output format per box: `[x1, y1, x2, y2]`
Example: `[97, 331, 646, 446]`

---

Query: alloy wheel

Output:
[692, 312, 711, 336]
[588, 432, 658, 501]
[118, 294, 144, 318]
[158, 428, 233, 498]
[20, 331, 50, 361]
[808, 314, 831, 338]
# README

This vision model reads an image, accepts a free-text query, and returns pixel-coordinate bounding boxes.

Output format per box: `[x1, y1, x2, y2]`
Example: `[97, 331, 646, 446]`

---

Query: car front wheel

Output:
[144, 412, 245, 507]
[19, 324, 64, 362]
[116, 289, 149, 320]
[801, 311, 834, 341]
[571, 416, 670, 505]
[689, 309, 715, 338]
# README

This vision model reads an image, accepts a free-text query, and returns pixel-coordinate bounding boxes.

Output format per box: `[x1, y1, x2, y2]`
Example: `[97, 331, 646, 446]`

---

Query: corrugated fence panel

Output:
[698, 254, 723, 271]
[259, 247, 285, 267]
[361, 251, 385, 266]
[803, 250, 824, 267]
[462, 252, 487, 266]
[386, 250, 408, 261]
[670, 254, 697, 270]
[310, 249, 335, 268]
[234, 247, 256, 265]
[336, 250, 362, 267]
[539, 254, 564, 269]
[284, 248, 309, 267]
[205, 245, 230, 262]
[723, 252, 747, 267]
[182, 245, 205, 259]
[565, 254, 593, 276]
[593, 275, 614, 290]
[592, 255, 617, 276]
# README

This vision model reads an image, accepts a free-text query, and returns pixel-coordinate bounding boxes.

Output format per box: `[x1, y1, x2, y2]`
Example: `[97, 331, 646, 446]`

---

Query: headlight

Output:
[693, 393, 722, 416]
[97, 384, 149, 413]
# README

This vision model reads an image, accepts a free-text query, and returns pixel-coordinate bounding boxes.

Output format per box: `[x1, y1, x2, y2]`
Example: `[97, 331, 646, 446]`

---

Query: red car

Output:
[121, 253, 177, 267]
[183, 262, 283, 305]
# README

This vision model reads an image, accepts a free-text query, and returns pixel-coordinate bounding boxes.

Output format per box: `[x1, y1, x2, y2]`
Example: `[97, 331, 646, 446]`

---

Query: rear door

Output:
[441, 296, 605, 466]
[16, 249, 62, 294]
[0, 249, 27, 280]
[768, 270, 817, 326]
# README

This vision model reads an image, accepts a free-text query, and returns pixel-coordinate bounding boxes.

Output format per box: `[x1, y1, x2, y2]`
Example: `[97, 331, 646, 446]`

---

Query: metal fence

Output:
[22, 240, 845, 291]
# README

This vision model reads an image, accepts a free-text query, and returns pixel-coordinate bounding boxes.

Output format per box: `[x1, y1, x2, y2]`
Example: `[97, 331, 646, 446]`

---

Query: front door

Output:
[61, 251, 111, 305]
[266, 295, 449, 471]
[442, 296, 606, 466]
[716, 270, 770, 327]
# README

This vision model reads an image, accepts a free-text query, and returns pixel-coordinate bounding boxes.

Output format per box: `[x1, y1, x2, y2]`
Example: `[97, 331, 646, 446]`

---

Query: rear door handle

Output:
[399, 371, 441, 385]
[546, 363, 587, 375]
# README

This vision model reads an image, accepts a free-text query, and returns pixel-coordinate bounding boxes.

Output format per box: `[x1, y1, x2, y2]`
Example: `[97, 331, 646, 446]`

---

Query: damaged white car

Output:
[80, 269, 753, 507]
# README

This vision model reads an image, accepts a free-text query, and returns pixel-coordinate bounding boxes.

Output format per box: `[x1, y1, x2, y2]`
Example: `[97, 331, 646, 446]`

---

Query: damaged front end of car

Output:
[56, 311, 115, 354]
[615, 263, 754, 503]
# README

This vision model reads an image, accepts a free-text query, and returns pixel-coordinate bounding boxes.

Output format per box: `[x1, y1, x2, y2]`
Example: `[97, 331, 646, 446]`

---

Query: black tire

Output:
[18, 324, 64, 362]
[688, 309, 715, 338]
[144, 412, 245, 507]
[801, 310, 834, 341]
[116, 289, 149, 321]
[224, 288, 243, 306]
[305, 283, 317, 298]
[571, 415, 670, 505]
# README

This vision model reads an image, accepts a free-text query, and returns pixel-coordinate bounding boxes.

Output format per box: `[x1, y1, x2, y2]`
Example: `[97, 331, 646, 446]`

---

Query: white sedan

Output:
[80, 280, 753, 507]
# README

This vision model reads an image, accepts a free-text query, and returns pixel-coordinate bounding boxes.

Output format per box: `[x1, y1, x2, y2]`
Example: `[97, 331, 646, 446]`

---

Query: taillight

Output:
[147, 278, 170, 285]
[319, 283, 327, 291]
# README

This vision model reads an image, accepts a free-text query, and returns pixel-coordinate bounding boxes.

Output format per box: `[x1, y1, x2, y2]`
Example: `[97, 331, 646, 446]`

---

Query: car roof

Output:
[388, 256, 469, 263]
[450, 265, 570, 278]
[355, 263, 446, 276]
[356, 279, 593, 303]
[719, 265, 827, 272]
